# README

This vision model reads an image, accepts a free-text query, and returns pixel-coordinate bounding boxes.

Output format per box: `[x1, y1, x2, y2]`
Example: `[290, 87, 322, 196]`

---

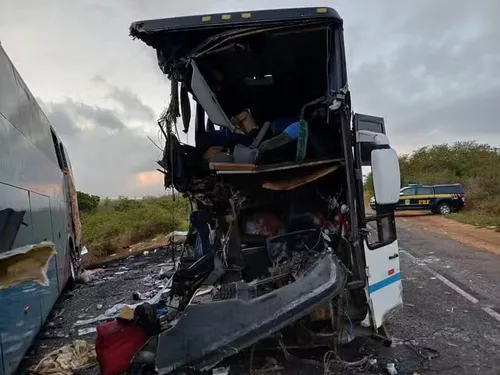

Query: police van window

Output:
[417, 187, 433, 195]
[400, 188, 416, 196]
[435, 185, 464, 194]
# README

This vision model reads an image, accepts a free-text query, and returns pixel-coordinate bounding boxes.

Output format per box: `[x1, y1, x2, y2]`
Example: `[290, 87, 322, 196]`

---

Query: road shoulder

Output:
[396, 211, 500, 256]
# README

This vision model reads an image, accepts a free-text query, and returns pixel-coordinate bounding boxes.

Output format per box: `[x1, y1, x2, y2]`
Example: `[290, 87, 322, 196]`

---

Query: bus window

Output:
[50, 128, 64, 170]
[59, 142, 68, 169]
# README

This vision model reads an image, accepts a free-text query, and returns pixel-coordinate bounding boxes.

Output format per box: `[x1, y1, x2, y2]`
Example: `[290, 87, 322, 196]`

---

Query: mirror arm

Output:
[356, 130, 390, 146]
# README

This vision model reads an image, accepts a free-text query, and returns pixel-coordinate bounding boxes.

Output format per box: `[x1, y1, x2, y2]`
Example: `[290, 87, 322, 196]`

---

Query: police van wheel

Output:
[438, 203, 452, 215]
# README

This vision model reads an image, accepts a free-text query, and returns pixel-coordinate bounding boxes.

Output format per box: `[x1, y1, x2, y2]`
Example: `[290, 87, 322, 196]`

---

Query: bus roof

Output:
[130, 7, 341, 37]
[130, 8, 342, 61]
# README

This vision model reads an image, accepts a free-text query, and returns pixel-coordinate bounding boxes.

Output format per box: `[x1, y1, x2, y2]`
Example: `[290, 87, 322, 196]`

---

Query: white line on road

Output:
[400, 248, 500, 323]
[400, 249, 479, 304]
[482, 307, 500, 322]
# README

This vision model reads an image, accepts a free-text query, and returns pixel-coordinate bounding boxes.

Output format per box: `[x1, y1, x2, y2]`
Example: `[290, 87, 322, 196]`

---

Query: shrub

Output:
[81, 195, 190, 257]
[77, 191, 100, 212]
[364, 141, 500, 226]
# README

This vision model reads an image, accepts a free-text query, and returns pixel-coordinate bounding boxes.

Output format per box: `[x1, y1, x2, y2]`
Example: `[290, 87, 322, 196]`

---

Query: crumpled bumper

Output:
[153, 251, 347, 374]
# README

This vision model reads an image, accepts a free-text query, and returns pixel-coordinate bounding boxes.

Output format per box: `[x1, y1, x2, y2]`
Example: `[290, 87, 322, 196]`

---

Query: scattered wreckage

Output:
[128, 7, 403, 374]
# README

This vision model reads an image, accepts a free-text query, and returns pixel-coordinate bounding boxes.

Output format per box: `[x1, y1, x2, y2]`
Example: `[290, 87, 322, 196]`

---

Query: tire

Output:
[438, 203, 452, 215]
[69, 260, 76, 280]
[66, 239, 80, 288]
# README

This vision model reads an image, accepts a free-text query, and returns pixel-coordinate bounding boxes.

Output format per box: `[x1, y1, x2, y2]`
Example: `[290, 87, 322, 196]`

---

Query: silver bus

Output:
[0, 43, 81, 375]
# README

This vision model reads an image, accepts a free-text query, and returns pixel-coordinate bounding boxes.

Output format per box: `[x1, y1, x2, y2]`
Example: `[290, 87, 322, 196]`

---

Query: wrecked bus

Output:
[130, 7, 402, 374]
[0, 44, 82, 375]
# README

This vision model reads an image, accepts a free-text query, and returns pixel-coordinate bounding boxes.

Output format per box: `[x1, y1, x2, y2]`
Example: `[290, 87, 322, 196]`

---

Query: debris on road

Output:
[77, 327, 97, 336]
[18, 241, 450, 375]
[386, 362, 398, 375]
[132, 291, 143, 301]
[28, 340, 96, 375]
[212, 368, 229, 375]
[77, 268, 105, 284]
[73, 298, 153, 327]
[166, 230, 188, 244]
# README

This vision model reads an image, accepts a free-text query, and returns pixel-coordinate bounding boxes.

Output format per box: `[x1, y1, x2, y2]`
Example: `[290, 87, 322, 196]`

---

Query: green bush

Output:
[81, 195, 190, 257]
[364, 141, 500, 227]
[77, 191, 100, 212]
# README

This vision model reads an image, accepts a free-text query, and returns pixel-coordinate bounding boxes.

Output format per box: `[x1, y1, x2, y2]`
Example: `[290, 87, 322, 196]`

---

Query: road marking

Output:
[400, 248, 500, 323]
[400, 249, 478, 304]
[482, 307, 500, 322]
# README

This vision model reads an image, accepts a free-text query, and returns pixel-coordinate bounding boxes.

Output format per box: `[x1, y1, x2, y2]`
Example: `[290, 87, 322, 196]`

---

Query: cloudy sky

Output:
[1, 0, 499, 197]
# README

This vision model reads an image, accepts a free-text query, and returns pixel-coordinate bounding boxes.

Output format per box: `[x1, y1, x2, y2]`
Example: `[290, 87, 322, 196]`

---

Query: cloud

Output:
[345, 0, 500, 150]
[42, 97, 164, 197]
[92, 75, 156, 122]
[2, 0, 500, 196]
[38, 99, 81, 137]
[136, 170, 164, 188]
[41, 98, 125, 135]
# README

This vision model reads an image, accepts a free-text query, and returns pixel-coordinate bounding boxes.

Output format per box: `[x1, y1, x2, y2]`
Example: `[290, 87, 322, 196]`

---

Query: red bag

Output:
[95, 320, 147, 375]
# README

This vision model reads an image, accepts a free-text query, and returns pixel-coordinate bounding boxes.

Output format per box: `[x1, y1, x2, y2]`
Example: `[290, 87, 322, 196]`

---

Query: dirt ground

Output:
[81, 232, 187, 268]
[395, 211, 500, 255]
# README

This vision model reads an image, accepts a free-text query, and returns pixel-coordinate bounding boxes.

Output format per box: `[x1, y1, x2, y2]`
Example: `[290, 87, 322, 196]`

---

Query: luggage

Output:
[95, 320, 147, 375]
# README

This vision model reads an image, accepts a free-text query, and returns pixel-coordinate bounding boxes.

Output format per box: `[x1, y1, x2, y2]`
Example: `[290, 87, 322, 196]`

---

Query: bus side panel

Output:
[0, 46, 58, 166]
[0, 113, 63, 375]
[0, 184, 43, 375]
[0, 284, 43, 375]
[50, 198, 70, 292]
[1, 45, 69, 375]
[0, 338, 4, 375]
[0, 47, 63, 199]
[30, 192, 60, 321]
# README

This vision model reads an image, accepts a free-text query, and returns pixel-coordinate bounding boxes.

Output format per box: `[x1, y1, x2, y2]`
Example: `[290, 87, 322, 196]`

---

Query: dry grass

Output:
[81, 196, 189, 258]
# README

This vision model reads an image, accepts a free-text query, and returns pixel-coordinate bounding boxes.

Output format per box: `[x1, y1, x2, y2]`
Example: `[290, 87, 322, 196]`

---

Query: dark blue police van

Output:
[370, 183, 465, 215]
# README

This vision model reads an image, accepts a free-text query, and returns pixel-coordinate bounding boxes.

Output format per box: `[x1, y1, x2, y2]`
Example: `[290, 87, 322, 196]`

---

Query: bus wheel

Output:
[67, 239, 80, 288]
[69, 259, 76, 281]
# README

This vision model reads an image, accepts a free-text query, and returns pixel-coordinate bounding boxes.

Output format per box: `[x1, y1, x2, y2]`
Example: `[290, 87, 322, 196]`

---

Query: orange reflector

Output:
[388, 268, 395, 276]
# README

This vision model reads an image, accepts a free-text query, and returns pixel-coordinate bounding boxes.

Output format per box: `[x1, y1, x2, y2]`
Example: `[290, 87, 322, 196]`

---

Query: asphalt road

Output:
[17, 217, 500, 375]
[388, 217, 500, 375]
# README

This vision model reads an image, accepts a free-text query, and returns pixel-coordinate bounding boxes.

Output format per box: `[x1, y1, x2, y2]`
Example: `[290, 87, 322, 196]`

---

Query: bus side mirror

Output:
[371, 148, 401, 205]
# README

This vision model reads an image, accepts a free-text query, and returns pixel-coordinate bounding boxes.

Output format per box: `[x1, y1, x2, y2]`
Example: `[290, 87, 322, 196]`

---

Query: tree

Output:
[77, 191, 101, 212]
